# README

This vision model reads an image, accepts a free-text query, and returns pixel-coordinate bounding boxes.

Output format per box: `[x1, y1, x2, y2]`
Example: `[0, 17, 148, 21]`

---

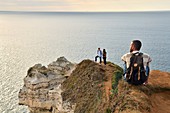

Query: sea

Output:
[0, 11, 170, 113]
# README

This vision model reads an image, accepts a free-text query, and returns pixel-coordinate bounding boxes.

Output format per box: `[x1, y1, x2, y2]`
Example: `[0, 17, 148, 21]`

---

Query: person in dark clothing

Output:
[121, 40, 152, 85]
[103, 49, 107, 65]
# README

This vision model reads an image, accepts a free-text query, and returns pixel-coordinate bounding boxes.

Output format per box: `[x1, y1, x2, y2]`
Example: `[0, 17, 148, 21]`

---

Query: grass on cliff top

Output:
[107, 62, 150, 113]
[109, 74, 170, 113]
[62, 59, 107, 113]
[106, 62, 123, 95]
[106, 63, 170, 113]
[109, 80, 152, 113]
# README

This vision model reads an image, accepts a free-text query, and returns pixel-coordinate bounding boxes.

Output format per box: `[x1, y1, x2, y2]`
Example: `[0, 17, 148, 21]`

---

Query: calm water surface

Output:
[0, 11, 170, 112]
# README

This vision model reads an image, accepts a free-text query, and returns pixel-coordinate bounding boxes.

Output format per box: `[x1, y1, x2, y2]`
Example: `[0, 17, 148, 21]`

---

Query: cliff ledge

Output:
[19, 57, 170, 113]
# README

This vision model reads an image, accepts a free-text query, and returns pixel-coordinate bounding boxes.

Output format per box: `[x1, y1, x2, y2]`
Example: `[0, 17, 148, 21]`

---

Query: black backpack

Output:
[126, 52, 147, 85]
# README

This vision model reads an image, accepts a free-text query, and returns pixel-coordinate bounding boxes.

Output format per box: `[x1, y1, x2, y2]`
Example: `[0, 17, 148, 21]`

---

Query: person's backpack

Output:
[125, 52, 147, 85]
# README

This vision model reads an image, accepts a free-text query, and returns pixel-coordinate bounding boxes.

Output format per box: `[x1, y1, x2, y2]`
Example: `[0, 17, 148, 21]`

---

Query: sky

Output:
[0, 0, 170, 12]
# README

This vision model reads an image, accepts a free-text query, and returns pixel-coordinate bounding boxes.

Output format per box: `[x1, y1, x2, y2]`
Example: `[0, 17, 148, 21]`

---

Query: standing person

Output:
[95, 48, 102, 64]
[121, 40, 152, 85]
[103, 49, 107, 65]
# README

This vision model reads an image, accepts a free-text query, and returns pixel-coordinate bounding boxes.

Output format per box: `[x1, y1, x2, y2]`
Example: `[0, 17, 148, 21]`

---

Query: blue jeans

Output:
[123, 63, 127, 80]
[95, 56, 102, 63]
[145, 65, 150, 76]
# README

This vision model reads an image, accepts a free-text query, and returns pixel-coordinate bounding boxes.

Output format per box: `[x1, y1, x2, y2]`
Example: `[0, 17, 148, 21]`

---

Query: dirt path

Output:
[150, 91, 170, 113]
[101, 64, 114, 101]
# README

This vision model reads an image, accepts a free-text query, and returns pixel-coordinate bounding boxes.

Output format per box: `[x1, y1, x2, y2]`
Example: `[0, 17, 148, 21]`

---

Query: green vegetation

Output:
[62, 60, 107, 113]
[109, 63, 123, 95]
[65, 75, 78, 89]
[106, 108, 111, 113]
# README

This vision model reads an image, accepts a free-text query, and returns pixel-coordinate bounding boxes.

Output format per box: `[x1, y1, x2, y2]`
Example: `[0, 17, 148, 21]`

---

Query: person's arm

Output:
[121, 54, 126, 62]
[121, 54, 127, 75]
[148, 56, 152, 63]
[97, 50, 100, 56]
[100, 51, 103, 58]
[146, 56, 152, 76]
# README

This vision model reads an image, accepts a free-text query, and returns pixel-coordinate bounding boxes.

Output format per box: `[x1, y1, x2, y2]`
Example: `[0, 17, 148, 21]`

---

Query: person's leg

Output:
[123, 62, 127, 74]
[145, 65, 150, 84]
[104, 57, 106, 65]
[123, 62, 127, 80]
[95, 56, 99, 62]
[146, 65, 150, 76]
[99, 57, 102, 64]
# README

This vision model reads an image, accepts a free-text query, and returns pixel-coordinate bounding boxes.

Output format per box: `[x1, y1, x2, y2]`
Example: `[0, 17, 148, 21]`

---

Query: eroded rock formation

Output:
[19, 57, 170, 113]
[19, 57, 76, 113]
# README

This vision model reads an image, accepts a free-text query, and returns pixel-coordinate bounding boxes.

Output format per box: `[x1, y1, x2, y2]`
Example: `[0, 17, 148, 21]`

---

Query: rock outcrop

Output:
[19, 57, 170, 113]
[19, 57, 76, 113]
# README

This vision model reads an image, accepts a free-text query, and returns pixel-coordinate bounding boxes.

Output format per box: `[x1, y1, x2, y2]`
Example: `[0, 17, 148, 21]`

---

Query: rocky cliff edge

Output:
[19, 57, 170, 113]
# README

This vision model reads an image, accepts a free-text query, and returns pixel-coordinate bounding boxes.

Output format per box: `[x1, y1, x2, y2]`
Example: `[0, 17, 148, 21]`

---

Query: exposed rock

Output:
[48, 56, 75, 76]
[19, 57, 76, 113]
[19, 57, 170, 113]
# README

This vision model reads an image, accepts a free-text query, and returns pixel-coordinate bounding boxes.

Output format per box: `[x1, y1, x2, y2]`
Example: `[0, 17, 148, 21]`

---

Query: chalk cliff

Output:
[18, 57, 76, 113]
[19, 57, 170, 113]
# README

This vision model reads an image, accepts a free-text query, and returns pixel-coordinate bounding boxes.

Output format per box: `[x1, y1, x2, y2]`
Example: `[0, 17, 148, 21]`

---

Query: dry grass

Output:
[110, 70, 170, 113]
[61, 60, 170, 113]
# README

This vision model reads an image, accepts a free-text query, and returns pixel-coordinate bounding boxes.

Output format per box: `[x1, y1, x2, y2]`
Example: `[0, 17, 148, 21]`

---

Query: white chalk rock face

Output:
[19, 57, 76, 113]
